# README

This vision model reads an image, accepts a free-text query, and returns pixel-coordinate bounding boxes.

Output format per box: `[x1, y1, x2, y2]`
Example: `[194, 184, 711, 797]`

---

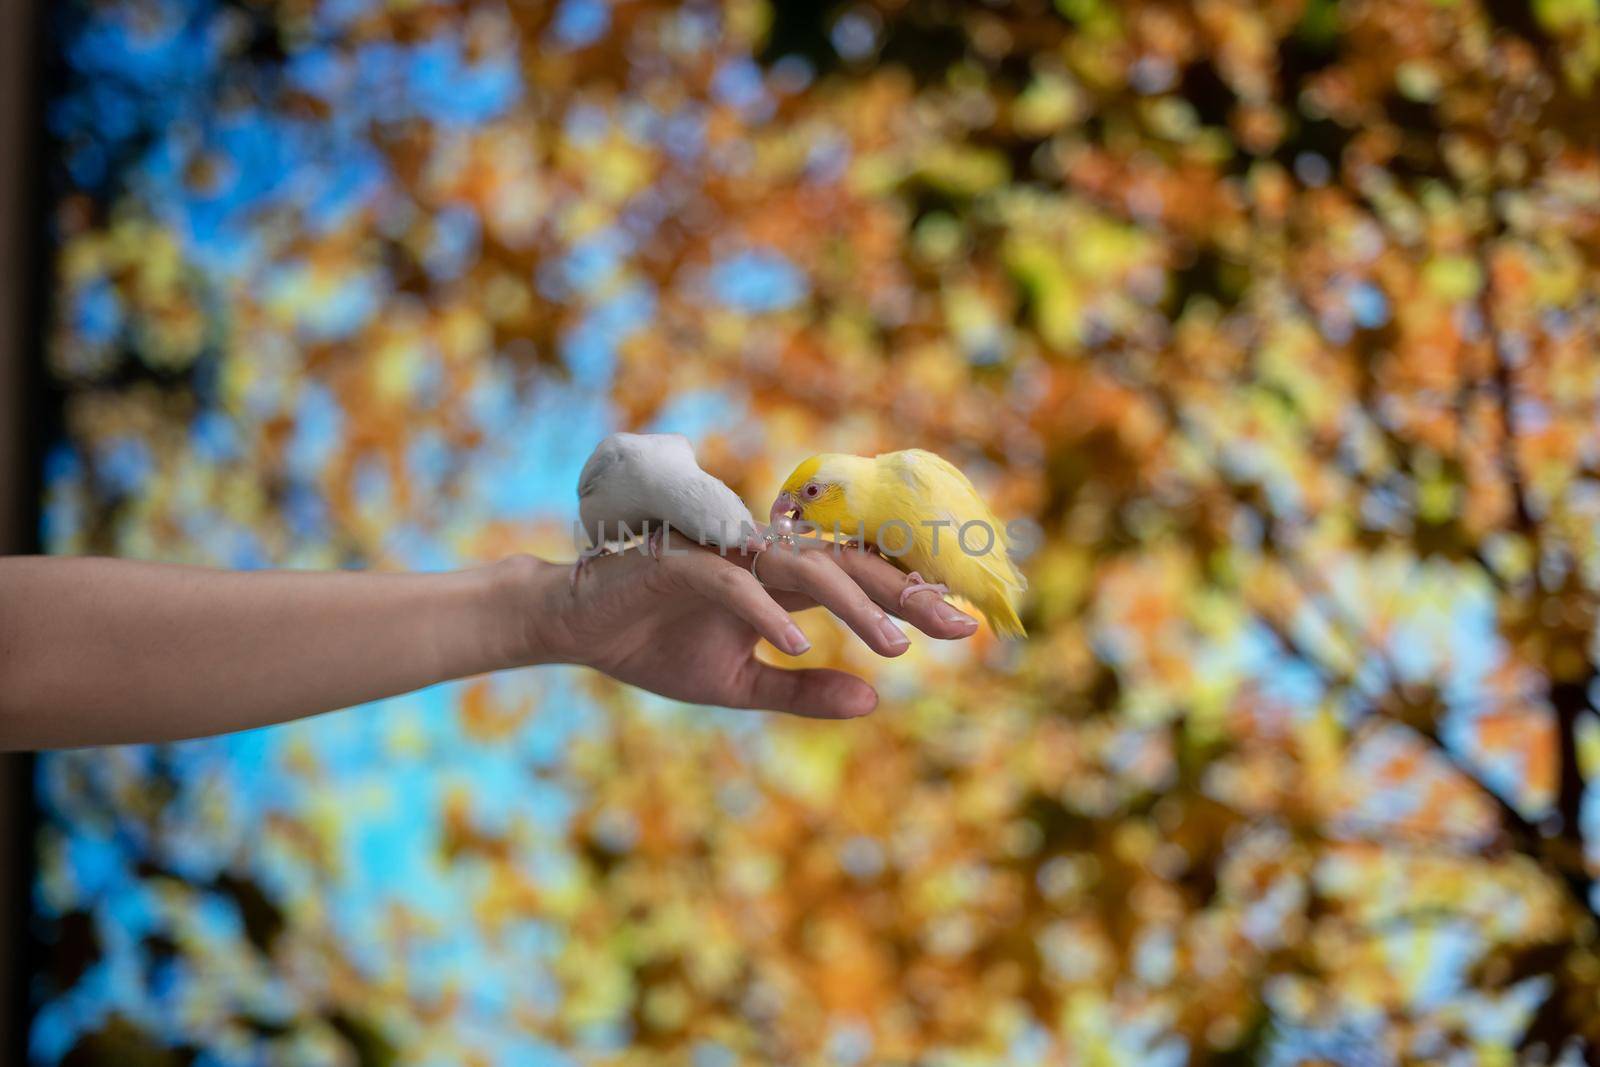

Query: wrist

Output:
[482, 554, 574, 669]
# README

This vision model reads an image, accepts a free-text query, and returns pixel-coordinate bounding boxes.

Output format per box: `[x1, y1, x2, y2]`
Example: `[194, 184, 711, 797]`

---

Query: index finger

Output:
[671, 550, 814, 657]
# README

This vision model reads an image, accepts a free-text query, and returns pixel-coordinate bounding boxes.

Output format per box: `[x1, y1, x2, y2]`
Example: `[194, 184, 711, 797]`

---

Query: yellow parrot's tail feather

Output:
[978, 592, 1027, 640]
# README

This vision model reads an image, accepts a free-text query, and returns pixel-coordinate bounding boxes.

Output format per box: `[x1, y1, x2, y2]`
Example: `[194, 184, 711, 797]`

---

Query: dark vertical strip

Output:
[1, 0, 48, 1062]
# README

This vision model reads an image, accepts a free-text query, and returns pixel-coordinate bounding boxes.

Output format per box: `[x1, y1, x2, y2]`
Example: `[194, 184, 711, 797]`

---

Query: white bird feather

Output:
[576, 432, 756, 551]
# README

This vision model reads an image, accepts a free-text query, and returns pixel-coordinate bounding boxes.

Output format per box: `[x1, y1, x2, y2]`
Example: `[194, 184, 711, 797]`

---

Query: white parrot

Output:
[573, 432, 758, 582]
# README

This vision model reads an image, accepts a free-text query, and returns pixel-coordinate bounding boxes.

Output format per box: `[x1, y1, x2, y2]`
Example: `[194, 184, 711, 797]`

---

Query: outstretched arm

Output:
[0, 545, 977, 750]
[0, 556, 520, 749]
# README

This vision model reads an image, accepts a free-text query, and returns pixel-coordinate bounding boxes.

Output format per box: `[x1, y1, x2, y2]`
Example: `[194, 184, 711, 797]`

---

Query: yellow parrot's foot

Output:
[898, 572, 949, 608]
[645, 525, 667, 560]
[570, 545, 613, 588]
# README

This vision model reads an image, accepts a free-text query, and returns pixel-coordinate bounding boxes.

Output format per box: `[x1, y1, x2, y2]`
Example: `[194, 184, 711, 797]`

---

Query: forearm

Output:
[0, 556, 543, 749]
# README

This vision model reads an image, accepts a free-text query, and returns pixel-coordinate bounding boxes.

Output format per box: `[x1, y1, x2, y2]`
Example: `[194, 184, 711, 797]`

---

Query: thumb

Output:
[737, 661, 878, 720]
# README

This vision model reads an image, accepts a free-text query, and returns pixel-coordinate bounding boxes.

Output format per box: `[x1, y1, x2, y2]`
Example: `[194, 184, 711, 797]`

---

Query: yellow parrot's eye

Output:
[802, 483, 822, 500]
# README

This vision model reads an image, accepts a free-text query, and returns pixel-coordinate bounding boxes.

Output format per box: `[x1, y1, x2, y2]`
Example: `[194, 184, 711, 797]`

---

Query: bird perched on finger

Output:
[574, 432, 758, 583]
[772, 449, 1027, 637]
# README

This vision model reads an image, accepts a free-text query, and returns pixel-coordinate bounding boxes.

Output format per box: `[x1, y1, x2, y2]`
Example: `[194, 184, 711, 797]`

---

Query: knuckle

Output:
[798, 548, 832, 570]
[714, 565, 750, 595]
[642, 560, 682, 596]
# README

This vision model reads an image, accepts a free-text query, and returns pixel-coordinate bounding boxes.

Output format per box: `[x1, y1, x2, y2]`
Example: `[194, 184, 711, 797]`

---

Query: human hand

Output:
[494, 539, 979, 719]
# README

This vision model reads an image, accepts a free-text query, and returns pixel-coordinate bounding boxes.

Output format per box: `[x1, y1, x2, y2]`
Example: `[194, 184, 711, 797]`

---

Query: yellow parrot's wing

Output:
[881, 450, 1027, 592]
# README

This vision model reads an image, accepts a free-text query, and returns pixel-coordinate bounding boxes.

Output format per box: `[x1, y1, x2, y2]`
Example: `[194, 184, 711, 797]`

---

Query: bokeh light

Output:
[28, 0, 1600, 1063]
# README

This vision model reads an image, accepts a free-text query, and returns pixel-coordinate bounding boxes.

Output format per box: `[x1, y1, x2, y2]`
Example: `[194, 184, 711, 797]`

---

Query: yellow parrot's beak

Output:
[769, 492, 800, 527]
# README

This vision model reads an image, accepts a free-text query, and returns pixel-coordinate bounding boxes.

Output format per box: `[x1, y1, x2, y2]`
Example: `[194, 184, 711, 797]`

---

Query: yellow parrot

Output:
[770, 449, 1027, 638]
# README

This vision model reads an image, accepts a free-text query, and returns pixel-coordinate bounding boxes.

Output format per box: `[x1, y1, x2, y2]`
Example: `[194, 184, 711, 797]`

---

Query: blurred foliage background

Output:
[25, 0, 1600, 1063]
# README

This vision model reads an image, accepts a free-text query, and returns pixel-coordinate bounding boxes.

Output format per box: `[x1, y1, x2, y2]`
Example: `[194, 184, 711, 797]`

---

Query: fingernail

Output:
[784, 623, 811, 655]
[937, 602, 975, 627]
[876, 615, 910, 650]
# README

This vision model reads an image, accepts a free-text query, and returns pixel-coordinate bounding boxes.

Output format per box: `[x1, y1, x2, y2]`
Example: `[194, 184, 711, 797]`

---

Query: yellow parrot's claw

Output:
[899, 572, 950, 608]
